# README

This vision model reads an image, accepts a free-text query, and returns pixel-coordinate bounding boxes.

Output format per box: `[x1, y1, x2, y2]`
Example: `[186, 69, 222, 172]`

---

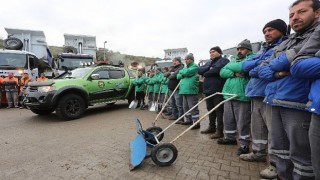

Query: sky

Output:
[0, 0, 294, 60]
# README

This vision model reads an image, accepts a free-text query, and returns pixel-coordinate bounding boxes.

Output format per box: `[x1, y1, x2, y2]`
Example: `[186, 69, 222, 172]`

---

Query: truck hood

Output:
[28, 80, 54, 87]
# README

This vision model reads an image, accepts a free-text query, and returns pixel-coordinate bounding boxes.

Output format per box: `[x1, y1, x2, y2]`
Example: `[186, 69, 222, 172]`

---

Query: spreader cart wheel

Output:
[151, 143, 178, 167]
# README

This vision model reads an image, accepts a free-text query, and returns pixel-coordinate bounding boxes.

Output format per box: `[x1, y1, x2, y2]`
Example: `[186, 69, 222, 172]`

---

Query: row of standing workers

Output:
[133, 0, 320, 179]
[0, 73, 48, 108]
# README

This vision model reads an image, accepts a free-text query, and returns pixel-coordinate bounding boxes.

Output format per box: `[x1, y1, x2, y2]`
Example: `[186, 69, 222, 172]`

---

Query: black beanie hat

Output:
[210, 46, 223, 54]
[263, 19, 287, 35]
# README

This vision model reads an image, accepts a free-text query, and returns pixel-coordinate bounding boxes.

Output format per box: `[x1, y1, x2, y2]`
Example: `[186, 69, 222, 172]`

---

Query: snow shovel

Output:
[129, 89, 138, 109]
[152, 81, 181, 125]
[150, 84, 162, 112]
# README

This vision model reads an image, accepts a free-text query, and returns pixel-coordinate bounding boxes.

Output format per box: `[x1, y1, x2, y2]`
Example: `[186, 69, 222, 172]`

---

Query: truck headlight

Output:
[38, 86, 55, 93]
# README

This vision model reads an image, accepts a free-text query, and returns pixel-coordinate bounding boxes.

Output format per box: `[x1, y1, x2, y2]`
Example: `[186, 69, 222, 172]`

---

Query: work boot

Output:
[191, 123, 200, 130]
[200, 127, 215, 134]
[210, 130, 224, 139]
[237, 146, 249, 156]
[239, 152, 266, 162]
[175, 120, 184, 124]
[260, 165, 277, 179]
[168, 116, 178, 120]
[140, 105, 146, 110]
[180, 121, 192, 125]
[217, 138, 237, 145]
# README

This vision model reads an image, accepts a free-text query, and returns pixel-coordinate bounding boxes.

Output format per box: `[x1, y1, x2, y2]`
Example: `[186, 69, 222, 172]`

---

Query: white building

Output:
[164, 48, 188, 60]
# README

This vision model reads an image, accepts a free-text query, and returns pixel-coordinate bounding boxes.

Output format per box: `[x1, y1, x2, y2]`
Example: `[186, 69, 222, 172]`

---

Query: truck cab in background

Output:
[55, 34, 97, 75]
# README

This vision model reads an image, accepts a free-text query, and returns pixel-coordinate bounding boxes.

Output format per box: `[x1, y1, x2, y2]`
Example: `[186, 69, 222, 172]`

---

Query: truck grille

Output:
[28, 86, 38, 92]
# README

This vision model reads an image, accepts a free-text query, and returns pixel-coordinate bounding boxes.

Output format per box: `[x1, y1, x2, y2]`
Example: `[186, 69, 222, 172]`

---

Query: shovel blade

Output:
[129, 100, 138, 109]
[149, 102, 156, 111]
[129, 133, 147, 170]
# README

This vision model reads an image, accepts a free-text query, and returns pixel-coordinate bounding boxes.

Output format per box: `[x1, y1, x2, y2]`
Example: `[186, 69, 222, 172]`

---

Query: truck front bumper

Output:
[24, 91, 56, 110]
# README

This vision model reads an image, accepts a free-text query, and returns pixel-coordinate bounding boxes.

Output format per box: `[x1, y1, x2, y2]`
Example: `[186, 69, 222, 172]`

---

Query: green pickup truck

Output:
[24, 65, 136, 120]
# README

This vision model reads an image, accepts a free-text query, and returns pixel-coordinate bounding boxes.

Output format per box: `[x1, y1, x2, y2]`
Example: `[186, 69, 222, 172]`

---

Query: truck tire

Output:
[30, 108, 54, 115]
[4, 37, 23, 50]
[63, 46, 78, 54]
[56, 94, 85, 120]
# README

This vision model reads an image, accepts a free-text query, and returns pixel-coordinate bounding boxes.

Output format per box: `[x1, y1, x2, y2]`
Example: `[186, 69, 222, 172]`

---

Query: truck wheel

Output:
[4, 37, 23, 50]
[151, 143, 178, 167]
[145, 126, 164, 144]
[30, 108, 54, 115]
[63, 46, 78, 54]
[56, 94, 85, 120]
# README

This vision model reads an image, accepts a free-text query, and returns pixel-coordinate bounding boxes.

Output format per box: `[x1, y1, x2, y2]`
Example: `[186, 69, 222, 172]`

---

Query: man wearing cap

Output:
[167, 57, 184, 121]
[217, 39, 255, 156]
[239, 19, 288, 179]
[258, 0, 320, 178]
[198, 46, 229, 138]
[177, 53, 200, 129]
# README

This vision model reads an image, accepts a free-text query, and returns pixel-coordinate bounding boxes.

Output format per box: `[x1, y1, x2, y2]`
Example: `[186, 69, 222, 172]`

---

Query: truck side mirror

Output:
[91, 74, 100, 80]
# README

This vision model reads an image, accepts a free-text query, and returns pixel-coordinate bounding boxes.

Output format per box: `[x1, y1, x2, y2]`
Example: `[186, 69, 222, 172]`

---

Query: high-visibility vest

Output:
[37, 77, 48, 81]
[3, 77, 19, 92]
[20, 77, 32, 92]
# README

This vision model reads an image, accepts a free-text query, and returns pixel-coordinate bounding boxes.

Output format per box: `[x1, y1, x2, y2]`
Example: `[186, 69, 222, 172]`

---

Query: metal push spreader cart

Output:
[129, 92, 237, 170]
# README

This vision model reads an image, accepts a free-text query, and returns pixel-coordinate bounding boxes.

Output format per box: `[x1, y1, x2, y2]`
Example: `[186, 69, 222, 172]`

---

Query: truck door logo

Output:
[98, 81, 105, 88]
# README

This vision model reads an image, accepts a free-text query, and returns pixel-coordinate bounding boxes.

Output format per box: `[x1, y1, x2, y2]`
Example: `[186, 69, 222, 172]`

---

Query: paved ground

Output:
[0, 101, 267, 180]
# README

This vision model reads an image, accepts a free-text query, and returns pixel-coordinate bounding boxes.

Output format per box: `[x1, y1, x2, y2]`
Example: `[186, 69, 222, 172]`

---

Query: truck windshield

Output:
[0, 53, 27, 69]
[64, 67, 93, 79]
[58, 58, 93, 70]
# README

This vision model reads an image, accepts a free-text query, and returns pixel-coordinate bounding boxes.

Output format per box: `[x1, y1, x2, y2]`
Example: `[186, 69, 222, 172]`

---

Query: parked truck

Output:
[54, 34, 96, 75]
[0, 28, 54, 104]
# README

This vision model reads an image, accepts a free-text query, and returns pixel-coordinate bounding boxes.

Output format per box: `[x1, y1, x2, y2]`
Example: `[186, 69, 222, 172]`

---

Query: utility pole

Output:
[103, 41, 107, 60]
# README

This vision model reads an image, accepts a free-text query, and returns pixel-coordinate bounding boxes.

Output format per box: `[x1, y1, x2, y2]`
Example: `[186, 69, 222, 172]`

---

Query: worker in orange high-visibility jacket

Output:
[3, 72, 19, 108]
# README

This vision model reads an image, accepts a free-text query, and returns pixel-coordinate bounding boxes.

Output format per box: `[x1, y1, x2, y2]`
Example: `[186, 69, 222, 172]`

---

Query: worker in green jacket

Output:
[217, 39, 255, 157]
[159, 67, 170, 113]
[145, 70, 155, 109]
[177, 53, 200, 130]
[133, 69, 147, 109]
[151, 68, 163, 109]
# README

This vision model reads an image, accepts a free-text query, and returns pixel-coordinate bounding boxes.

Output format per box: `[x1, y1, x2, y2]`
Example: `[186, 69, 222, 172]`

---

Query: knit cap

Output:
[263, 19, 287, 35]
[237, 39, 252, 51]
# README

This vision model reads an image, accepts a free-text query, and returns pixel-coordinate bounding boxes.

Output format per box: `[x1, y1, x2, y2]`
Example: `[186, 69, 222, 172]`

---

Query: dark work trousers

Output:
[309, 114, 320, 180]
[136, 91, 145, 106]
[266, 105, 276, 165]
[251, 97, 268, 156]
[148, 92, 154, 108]
[182, 94, 199, 123]
[269, 106, 314, 180]
[223, 100, 251, 147]
[169, 89, 184, 118]
[6, 91, 19, 107]
[205, 94, 224, 131]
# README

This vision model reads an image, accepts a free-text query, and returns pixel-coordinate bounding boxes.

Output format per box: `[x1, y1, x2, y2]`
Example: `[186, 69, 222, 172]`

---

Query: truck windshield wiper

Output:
[0, 64, 17, 67]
